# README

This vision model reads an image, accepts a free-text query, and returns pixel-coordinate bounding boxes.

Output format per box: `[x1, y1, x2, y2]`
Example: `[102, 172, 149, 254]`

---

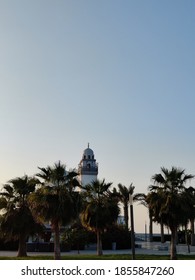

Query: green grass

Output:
[0, 254, 195, 260]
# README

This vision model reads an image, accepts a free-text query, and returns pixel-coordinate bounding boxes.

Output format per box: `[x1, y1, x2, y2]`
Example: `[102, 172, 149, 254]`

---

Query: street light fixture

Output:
[129, 193, 135, 260]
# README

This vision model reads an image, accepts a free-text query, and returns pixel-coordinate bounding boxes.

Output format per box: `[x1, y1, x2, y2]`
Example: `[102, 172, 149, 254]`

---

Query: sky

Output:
[0, 0, 195, 233]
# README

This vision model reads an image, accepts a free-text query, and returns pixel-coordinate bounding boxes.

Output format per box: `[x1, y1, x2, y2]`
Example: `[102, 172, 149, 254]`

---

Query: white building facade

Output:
[78, 144, 98, 187]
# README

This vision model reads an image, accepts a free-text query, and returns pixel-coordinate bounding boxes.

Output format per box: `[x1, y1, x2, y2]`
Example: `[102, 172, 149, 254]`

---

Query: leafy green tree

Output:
[29, 161, 81, 259]
[62, 221, 89, 254]
[147, 166, 194, 259]
[80, 179, 120, 255]
[0, 175, 42, 257]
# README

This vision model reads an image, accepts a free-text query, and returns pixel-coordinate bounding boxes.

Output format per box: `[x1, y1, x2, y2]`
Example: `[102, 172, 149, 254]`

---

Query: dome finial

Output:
[88, 142, 89, 148]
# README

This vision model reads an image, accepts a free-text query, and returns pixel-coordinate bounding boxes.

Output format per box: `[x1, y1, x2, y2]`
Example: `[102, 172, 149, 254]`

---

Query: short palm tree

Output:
[29, 161, 80, 260]
[147, 166, 194, 259]
[80, 179, 120, 256]
[0, 175, 42, 257]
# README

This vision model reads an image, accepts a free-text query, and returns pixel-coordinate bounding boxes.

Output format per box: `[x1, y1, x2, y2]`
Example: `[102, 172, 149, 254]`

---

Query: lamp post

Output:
[129, 193, 135, 260]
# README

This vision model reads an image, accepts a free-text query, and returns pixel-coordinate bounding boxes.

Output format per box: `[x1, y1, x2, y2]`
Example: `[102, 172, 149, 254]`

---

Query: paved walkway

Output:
[0, 242, 195, 257]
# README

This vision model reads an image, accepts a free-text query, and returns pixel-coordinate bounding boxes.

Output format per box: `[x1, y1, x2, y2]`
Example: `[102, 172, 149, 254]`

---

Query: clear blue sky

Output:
[0, 0, 195, 233]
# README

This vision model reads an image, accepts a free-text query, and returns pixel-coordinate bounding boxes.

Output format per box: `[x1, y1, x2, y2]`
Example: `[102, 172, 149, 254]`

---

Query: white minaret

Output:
[78, 144, 98, 187]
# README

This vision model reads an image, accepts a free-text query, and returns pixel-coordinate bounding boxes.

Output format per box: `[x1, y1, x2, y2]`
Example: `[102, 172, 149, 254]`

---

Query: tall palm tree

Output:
[29, 161, 80, 260]
[181, 186, 195, 246]
[136, 191, 165, 243]
[134, 193, 154, 242]
[80, 179, 120, 256]
[0, 175, 41, 257]
[117, 183, 135, 230]
[147, 166, 194, 259]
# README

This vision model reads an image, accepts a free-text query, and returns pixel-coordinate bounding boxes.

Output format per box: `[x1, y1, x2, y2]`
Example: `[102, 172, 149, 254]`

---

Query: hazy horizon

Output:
[1, 0, 195, 233]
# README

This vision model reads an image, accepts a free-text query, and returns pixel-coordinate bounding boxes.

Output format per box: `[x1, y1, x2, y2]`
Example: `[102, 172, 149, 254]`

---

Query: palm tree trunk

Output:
[17, 233, 27, 257]
[170, 226, 177, 260]
[185, 224, 190, 253]
[149, 210, 153, 242]
[160, 221, 165, 243]
[52, 220, 61, 260]
[97, 229, 103, 256]
[124, 204, 128, 230]
[190, 218, 195, 246]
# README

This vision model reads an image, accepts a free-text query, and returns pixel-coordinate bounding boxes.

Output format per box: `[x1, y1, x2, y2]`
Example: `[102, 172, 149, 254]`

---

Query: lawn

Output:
[0, 254, 195, 260]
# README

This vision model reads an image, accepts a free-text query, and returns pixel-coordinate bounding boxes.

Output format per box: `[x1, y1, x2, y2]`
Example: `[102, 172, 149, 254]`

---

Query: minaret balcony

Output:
[78, 165, 98, 174]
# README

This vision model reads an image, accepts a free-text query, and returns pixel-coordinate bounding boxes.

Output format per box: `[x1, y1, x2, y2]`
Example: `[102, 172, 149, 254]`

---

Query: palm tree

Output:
[136, 191, 166, 243]
[117, 183, 135, 230]
[147, 166, 194, 259]
[80, 179, 120, 256]
[29, 161, 80, 260]
[134, 193, 154, 242]
[0, 175, 42, 257]
[181, 186, 195, 246]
